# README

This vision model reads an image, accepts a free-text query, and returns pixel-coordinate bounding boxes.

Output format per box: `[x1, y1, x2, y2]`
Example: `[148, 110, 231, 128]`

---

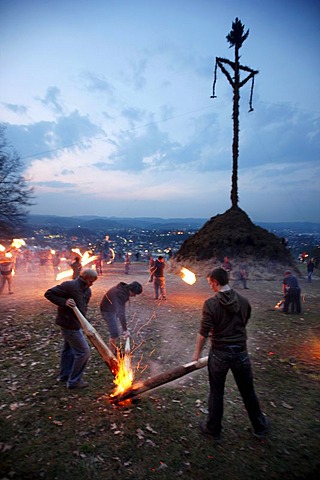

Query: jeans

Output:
[101, 311, 120, 338]
[153, 277, 166, 299]
[207, 347, 266, 436]
[59, 328, 90, 387]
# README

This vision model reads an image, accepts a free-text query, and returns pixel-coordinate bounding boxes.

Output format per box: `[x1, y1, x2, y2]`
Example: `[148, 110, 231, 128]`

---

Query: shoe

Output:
[67, 381, 89, 390]
[253, 418, 270, 439]
[57, 377, 68, 383]
[199, 421, 221, 442]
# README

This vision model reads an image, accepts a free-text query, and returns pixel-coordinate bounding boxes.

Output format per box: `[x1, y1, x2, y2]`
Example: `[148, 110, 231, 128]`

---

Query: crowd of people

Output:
[2, 243, 316, 443]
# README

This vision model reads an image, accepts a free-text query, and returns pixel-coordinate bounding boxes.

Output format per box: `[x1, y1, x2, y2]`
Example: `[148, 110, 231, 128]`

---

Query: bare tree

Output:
[212, 18, 259, 209]
[0, 124, 35, 237]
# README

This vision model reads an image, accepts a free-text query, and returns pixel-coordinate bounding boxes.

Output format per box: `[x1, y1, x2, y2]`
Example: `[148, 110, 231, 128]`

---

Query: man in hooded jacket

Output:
[100, 281, 143, 353]
[193, 267, 268, 442]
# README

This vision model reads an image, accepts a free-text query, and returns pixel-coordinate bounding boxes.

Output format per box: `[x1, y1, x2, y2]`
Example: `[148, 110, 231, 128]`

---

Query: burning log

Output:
[72, 307, 118, 376]
[111, 356, 208, 404]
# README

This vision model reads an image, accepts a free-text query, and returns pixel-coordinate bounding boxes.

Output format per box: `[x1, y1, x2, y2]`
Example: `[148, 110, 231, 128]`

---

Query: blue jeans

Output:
[101, 311, 121, 338]
[59, 328, 90, 387]
[207, 347, 266, 436]
[153, 277, 166, 299]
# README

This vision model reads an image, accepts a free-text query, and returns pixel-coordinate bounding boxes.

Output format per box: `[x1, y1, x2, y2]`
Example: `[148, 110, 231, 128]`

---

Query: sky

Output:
[1, 0, 320, 223]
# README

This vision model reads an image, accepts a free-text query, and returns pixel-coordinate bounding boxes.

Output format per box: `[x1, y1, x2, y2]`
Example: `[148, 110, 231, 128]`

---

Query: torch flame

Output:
[181, 267, 196, 285]
[11, 239, 25, 249]
[0, 244, 5, 252]
[56, 250, 98, 280]
[111, 350, 134, 397]
[71, 248, 82, 257]
[274, 299, 284, 310]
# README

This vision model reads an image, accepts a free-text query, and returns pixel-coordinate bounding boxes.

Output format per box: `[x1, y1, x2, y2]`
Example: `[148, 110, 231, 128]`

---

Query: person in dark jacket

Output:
[151, 255, 166, 299]
[100, 281, 143, 354]
[71, 256, 82, 279]
[193, 267, 268, 442]
[44, 268, 98, 389]
[282, 270, 301, 313]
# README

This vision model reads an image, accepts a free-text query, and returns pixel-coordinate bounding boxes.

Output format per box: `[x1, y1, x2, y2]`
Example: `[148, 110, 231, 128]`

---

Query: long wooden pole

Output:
[111, 356, 208, 403]
[72, 306, 118, 376]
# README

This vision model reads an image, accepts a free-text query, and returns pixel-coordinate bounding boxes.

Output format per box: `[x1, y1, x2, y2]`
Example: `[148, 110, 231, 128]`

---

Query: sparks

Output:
[110, 349, 134, 397]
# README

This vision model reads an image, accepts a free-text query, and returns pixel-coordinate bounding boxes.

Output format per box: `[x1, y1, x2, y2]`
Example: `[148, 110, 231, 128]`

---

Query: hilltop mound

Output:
[174, 207, 297, 272]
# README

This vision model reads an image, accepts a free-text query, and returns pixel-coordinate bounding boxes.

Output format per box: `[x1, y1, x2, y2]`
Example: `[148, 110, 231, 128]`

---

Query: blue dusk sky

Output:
[1, 0, 319, 222]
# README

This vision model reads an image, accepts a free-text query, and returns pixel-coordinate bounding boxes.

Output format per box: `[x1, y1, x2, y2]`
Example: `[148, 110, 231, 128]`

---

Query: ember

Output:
[180, 267, 196, 285]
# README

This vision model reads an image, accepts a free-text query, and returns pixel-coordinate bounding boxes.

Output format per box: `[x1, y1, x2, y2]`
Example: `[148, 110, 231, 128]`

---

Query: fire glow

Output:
[111, 351, 134, 397]
[181, 267, 196, 285]
[56, 250, 98, 280]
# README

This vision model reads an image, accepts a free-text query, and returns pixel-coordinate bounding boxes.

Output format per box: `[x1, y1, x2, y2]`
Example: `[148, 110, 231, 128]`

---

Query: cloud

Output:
[80, 71, 114, 95]
[33, 180, 76, 189]
[6, 111, 103, 162]
[38, 86, 64, 114]
[2, 103, 28, 115]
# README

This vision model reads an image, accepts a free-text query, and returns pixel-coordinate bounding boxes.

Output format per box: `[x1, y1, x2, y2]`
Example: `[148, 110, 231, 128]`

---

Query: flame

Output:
[181, 267, 196, 285]
[105, 247, 115, 265]
[71, 248, 82, 257]
[274, 299, 284, 310]
[11, 239, 25, 249]
[0, 244, 5, 252]
[111, 350, 134, 397]
[56, 250, 98, 280]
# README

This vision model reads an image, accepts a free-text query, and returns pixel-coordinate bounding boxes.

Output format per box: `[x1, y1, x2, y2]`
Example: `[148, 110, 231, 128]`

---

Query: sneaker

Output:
[57, 376, 68, 383]
[67, 381, 89, 390]
[199, 421, 221, 442]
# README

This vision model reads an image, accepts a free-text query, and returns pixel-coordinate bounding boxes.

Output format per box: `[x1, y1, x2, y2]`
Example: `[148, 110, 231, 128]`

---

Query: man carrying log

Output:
[45, 268, 98, 390]
[192, 267, 268, 442]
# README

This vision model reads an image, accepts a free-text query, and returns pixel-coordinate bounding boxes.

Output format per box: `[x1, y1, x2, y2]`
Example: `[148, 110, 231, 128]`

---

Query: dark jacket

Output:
[44, 277, 92, 330]
[100, 282, 130, 329]
[200, 289, 251, 350]
[152, 259, 165, 277]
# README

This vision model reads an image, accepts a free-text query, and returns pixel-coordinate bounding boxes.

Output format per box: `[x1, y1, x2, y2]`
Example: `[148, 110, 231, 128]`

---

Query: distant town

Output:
[1, 214, 320, 268]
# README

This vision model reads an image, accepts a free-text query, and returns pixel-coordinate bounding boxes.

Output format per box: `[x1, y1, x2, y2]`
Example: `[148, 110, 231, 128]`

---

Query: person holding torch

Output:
[44, 268, 98, 389]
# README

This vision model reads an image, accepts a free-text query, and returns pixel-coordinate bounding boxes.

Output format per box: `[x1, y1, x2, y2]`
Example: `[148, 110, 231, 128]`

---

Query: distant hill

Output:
[26, 215, 208, 231]
[26, 214, 320, 234]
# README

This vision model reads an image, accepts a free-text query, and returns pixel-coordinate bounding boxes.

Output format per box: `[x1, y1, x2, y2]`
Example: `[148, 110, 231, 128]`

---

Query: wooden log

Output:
[111, 356, 208, 403]
[72, 306, 118, 376]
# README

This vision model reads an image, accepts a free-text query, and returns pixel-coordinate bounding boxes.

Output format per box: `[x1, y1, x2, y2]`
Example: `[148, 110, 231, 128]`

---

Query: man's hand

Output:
[65, 298, 76, 308]
[123, 329, 130, 339]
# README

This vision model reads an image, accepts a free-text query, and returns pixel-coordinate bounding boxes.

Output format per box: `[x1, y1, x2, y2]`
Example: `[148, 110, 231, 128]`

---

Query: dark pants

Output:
[207, 347, 266, 436]
[283, 287, 301, 313]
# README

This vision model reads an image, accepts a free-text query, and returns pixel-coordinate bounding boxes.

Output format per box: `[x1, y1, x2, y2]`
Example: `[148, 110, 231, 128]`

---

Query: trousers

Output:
[207, 347, 266, 436]
[59, 328, 90, 387]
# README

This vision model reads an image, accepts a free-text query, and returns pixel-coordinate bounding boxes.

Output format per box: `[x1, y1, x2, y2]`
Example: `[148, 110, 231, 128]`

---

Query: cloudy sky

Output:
[1, 0, 319, 222]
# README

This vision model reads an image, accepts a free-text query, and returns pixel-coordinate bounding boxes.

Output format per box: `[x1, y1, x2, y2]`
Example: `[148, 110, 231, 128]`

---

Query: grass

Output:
[0, 264, 319, 480]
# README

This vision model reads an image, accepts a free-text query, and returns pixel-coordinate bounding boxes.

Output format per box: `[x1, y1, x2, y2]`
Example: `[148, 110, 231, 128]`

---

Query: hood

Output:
[216, 290, 240, 314]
